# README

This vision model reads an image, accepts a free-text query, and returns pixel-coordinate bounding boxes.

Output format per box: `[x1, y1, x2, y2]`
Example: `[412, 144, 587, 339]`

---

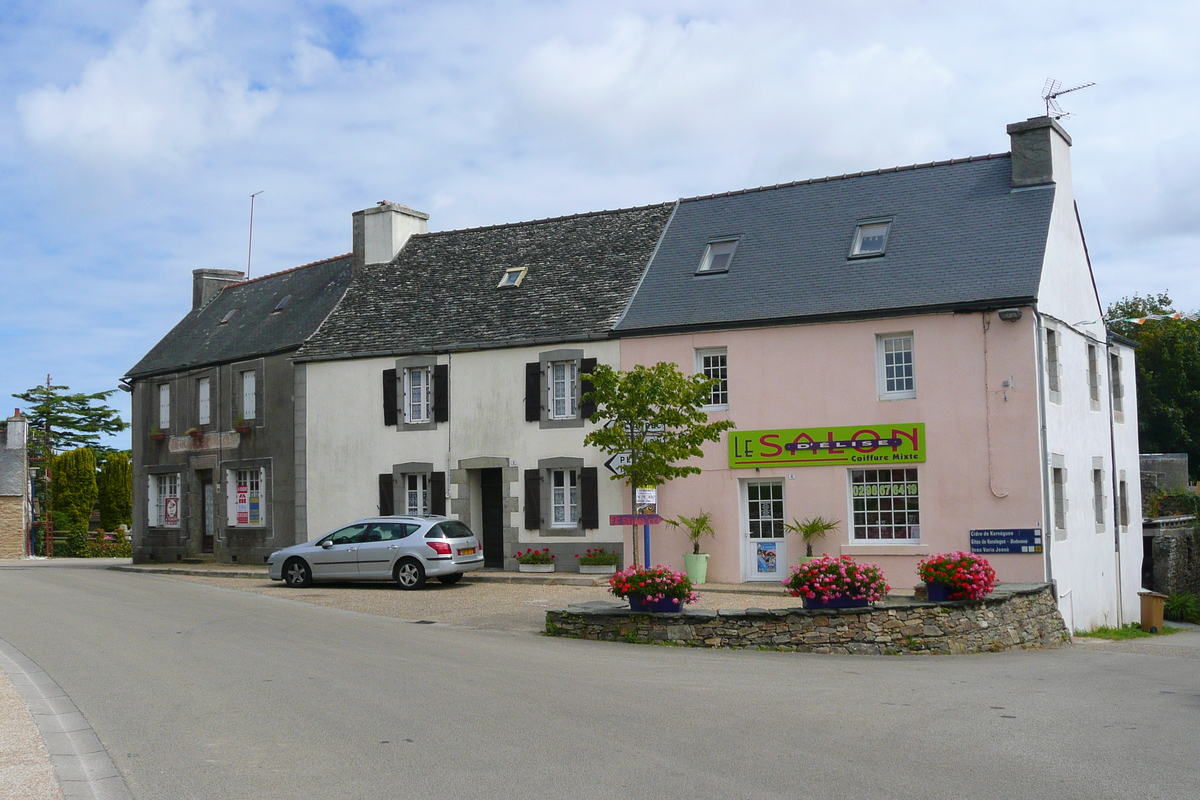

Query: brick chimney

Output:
[193, 269, 245, 310]
[1007, 116, 1073, 188]
[352, 202, 429, 272]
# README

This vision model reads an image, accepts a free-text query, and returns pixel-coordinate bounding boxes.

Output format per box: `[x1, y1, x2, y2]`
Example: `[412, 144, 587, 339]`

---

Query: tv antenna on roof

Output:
[1042, 78, 1095, 120]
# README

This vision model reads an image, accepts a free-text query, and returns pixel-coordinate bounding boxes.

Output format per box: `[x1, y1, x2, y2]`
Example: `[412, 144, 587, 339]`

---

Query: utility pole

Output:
[247, 190, 263, 279]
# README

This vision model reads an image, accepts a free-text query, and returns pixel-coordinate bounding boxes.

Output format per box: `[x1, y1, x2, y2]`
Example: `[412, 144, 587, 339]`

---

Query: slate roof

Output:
[126, 255, 355, 378]
[615, 154, 1055, 334]
[295, 203, 675, 361]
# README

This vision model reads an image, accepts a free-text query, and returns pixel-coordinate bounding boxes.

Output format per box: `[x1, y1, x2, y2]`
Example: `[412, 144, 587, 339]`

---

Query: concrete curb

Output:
[0, 638, 133, 800]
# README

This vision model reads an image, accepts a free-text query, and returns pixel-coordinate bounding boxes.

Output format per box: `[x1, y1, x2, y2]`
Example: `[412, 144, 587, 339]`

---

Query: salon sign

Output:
[729, 423, 925, 469]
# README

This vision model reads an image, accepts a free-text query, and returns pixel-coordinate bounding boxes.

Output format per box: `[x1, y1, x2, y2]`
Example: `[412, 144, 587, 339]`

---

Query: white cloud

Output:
[16, 0, 276, 170]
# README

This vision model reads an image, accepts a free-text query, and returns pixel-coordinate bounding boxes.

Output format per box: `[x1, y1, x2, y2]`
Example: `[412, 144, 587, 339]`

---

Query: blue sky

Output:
[2, 1, 1199, 450]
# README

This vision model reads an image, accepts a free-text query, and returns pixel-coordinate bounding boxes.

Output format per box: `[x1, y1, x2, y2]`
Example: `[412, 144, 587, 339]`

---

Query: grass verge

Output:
[1075, 623, 1185, 640]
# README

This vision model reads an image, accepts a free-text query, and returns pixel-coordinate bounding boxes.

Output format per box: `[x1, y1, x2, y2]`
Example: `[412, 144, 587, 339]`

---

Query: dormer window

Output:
[498, 267, 527, 288]
[850, 220, 891, 258]
[697, 239, 738, 274]
[218, 308, 239, 325]
[272, 295, 292, 313]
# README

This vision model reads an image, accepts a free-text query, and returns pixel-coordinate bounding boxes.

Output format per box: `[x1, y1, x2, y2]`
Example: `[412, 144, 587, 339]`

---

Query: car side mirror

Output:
[320, 540, 334, 549]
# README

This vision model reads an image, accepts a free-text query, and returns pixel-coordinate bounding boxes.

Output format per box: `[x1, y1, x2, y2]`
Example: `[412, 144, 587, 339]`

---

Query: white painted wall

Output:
[303, 341, 628, 550]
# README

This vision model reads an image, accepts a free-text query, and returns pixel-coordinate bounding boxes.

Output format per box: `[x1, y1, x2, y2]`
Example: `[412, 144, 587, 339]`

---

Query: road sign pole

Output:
[644, 524, 651, 565]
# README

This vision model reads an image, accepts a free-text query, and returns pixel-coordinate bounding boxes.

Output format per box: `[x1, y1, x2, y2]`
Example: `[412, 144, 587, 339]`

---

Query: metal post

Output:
[643, 524, 651, 565]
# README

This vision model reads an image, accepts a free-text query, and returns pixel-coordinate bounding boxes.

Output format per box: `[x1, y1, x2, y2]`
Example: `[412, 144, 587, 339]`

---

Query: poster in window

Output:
[164, 497, 179, 527]
[249, 489, 260, 525]
[756, 541, 777, 573]
[237, 483, 249, 524]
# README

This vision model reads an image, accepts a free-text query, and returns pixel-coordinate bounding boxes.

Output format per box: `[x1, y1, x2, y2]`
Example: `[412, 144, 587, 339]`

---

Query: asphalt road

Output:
[2, 561, 1198, 800]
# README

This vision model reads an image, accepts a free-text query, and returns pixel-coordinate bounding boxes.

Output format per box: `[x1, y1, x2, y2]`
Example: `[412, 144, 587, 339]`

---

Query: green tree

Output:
[1107, 293, 1200, 477]
[97, 451, 133, 531]
[13, 382, 128, 457]
[51, 448, 98, 556]
[582, 362, 736, 566]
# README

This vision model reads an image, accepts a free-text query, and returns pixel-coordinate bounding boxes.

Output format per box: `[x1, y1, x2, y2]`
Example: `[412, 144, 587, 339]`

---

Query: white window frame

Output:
[148, 473, 180, 528]
[876, 333, 915, 400]
[550, 468, 579, 527]
[697, 239, 738, 274]
[198, 377, 211, 426]
[696, 347, 729, 410]
[403, 473, 430, 516]
[241, 370, 257, 421]
[226, 467, 267, 528]
[849, 220, 891, 258]
[547, 360, 578, 420]
[850, 468, 920, 542]
[158, 383, 171, 430]
[746, 480, 785, 539]
[404, 366, 432, 424]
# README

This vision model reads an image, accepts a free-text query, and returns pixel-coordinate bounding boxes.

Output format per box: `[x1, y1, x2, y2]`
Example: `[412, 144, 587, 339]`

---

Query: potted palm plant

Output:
[665, 510, 714, 585]
[784, 516, 841, 562]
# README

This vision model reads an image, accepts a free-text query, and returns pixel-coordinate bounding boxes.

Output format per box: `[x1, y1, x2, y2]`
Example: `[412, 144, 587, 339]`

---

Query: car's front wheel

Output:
[394, 559, 426, 590]
[283, 558, 313, 588]
[437, 573, 462, 585]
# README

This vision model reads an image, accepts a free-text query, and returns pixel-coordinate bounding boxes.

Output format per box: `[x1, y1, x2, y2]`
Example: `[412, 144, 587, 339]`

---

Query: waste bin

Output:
[1139, 591, 1169, 633]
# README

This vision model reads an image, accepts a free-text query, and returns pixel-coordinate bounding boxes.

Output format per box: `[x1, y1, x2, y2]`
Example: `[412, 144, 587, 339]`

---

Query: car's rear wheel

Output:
[437, 573, 462, 585]
[394, 559, 426, 590]
[283, 558, 313, 588]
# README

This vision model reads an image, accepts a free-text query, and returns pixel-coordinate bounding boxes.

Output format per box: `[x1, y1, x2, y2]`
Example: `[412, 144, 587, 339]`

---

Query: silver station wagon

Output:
[268, 516, 485, 590]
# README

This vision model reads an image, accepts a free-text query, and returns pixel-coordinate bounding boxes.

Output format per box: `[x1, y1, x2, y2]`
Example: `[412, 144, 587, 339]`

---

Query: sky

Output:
[2, 1, 1198, 450]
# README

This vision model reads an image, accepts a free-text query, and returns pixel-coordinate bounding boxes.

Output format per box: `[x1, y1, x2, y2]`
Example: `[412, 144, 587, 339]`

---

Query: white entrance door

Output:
[742, 480, 787, 581]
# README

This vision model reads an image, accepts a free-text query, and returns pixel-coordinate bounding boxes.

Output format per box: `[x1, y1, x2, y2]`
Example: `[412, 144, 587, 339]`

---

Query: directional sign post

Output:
[604, 453, 632, 475]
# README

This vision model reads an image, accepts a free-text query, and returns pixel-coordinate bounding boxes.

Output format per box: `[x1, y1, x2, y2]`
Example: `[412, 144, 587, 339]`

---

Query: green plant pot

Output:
[683, 553, 709, 584]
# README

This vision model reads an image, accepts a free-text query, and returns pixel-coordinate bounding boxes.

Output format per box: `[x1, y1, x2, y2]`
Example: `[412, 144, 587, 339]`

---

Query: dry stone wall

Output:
[545, 584, 1069, 655]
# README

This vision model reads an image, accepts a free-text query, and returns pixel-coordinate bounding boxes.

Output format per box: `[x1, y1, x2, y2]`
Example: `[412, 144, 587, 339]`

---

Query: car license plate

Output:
[459, 547, 476, 556]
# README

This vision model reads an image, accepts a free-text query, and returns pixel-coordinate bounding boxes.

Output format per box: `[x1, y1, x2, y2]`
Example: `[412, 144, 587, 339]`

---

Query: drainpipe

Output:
[1104, 336, 1124, 624]
[1033, 307, 1055, 594]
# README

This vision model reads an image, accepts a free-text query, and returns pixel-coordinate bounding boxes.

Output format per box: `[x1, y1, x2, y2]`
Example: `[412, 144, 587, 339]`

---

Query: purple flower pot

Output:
[804, 595, 871, 610]
[628, 594, 682, 613]
[926, 583, 954, 602]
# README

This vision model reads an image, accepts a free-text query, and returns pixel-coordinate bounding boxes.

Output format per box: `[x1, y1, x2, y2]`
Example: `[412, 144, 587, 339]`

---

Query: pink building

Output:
[615, 117, 1141, 631]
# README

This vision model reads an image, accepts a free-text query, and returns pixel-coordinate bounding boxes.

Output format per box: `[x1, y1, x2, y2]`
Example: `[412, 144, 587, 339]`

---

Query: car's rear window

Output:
[426, 521, 475, 539]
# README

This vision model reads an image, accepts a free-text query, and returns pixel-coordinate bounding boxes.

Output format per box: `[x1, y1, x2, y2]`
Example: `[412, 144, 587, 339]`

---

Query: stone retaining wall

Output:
[545, 584, 1069, 655]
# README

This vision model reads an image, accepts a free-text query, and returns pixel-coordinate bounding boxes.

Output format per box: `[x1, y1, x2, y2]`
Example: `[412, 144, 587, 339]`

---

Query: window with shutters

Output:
[403, 473, 430, 516]
[390, 357, 447, 431]
[527, 350, 595, 429]
[527, 459, 598, 535]
[232, 360, 263, 425]
[241, 370, 257, 420]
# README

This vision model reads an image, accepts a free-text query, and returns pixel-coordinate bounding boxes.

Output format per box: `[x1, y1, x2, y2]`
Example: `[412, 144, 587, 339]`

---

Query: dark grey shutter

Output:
[524, 469, 540, 529]
[525, 362, 541, 422]
[378, 474, 394, 516]
[433, 364, 449, 423]
[430, 471, 446, 516]
[579, 357, 597, 420]
[382, 369, 397, 426]
[580, 467, 599, 529]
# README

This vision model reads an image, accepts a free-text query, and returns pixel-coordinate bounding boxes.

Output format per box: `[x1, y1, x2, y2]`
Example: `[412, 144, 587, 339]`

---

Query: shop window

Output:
[147, 473, 180, 528]
[850, 468, 920, 541]
[226, 467, 267, 527]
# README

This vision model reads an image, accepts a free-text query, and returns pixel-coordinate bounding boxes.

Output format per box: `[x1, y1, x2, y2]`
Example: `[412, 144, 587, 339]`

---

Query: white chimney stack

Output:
[352, 202, 429, 272]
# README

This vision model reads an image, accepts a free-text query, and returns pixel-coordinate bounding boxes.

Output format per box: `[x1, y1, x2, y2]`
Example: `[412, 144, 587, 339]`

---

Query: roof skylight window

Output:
[850, 220, 891, 258]
[697, 239, 738, 274]
[498, 267, 527, 288]
[272, 295, 292, 313]
[218, 309, 239, 325]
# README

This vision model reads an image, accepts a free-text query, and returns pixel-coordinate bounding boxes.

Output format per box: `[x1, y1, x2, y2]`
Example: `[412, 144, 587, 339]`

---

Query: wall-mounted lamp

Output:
[998, 308, 1023, 322]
